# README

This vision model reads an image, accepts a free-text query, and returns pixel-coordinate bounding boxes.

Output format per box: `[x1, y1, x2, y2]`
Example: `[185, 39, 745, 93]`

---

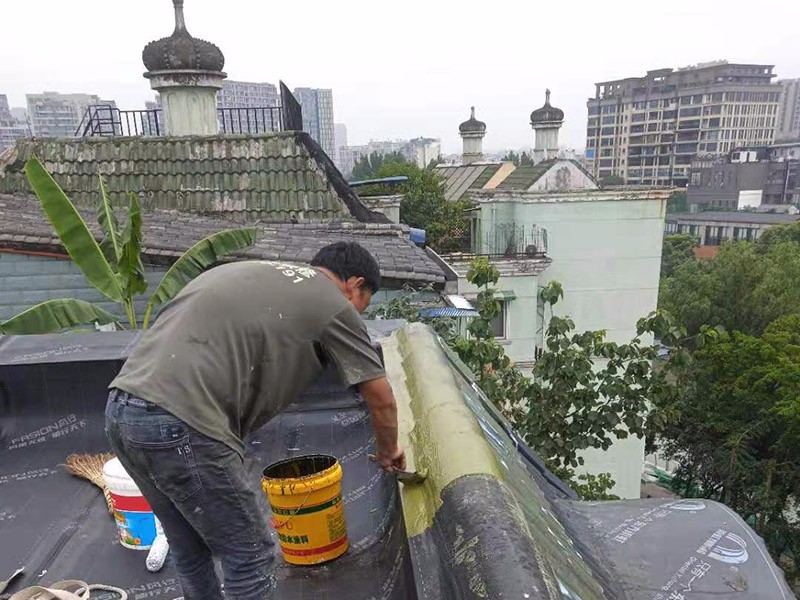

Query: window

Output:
[491, 301, 507, 339]
[705, 226, 723, 246]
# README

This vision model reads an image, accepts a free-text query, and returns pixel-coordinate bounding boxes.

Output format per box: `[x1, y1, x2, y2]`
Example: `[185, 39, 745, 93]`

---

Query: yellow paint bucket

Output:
[262, 454, 348, 565]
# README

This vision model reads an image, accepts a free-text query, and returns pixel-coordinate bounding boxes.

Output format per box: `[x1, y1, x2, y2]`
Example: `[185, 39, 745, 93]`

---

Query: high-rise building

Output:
[409, 137, 441, 168]
[26, 92, 116, 137]
[217, 80, 279, 133]
[334, 123, 349, 173]
[140, 98, 163, 135]
[294, 87, 335, 158]
[342, 137, 442, 174]
[0, 95, 31, 151]
[777, 79, 800, 141]
[586, 62, 782, 187]
[218, 80, 278, 108]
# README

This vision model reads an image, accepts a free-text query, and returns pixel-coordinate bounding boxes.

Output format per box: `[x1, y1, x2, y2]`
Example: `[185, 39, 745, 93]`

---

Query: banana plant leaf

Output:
[143, 228, 256, 327]
[0, 299, 121, 335]
[118, 192, 148, 299]
[25, 157, 124, 303]
[97, 174, 122, 267]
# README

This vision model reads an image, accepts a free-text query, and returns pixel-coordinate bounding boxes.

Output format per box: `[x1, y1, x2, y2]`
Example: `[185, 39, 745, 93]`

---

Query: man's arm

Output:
[357, 377, 406, 473]
[319, 307, 406, 473]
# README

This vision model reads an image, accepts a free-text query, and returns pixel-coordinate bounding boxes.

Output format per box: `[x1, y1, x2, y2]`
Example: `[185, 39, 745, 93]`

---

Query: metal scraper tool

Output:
[0, 567, 24, 595]
[368, 454, 427, 484]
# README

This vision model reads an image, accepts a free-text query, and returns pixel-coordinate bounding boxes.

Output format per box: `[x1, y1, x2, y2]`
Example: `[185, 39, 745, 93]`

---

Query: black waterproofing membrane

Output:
[0, 326, 794, 599]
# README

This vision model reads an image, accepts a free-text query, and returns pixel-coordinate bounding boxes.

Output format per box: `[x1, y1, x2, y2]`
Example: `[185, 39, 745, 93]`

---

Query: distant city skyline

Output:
[1, 0, 799, 153]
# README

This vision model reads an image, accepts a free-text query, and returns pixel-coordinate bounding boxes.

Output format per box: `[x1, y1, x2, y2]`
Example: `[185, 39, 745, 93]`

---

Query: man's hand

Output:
[358, 377, 404, 472]
[375, 446, 406, 473]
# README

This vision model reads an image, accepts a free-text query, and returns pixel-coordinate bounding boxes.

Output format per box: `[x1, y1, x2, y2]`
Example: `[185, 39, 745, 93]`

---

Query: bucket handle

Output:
[269, 490, 312, 531]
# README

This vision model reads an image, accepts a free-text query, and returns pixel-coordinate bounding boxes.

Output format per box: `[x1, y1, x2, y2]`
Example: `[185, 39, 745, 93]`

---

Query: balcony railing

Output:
[218, 107, 283, 134]
[75, 82, 304, 138]
[482, 224, 548, 258]
[76, 105, 285, 137]
[443, 223, 549, 259]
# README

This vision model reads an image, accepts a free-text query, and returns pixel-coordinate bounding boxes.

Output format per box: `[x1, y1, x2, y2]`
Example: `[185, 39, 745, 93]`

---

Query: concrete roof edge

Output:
[473, 187, 674, 203]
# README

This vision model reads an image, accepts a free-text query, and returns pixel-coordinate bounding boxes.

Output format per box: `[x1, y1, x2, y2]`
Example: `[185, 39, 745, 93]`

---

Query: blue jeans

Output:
[105, 390, 276, 600]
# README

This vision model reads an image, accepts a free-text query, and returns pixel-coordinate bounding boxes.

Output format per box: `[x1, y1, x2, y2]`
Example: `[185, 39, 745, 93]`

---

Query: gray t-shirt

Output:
[111, 260, 385, 456]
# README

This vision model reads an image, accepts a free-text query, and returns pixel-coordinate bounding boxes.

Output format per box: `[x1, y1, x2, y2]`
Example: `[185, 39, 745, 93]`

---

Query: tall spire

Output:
[173, 0, 186, 33]
[142, 0, 227, 135]
[530, 88, 564, 164]
[459, 106, 487, 165]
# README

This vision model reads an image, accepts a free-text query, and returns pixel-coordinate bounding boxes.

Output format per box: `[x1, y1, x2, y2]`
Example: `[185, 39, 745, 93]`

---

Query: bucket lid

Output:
[102, 456, 134, 480]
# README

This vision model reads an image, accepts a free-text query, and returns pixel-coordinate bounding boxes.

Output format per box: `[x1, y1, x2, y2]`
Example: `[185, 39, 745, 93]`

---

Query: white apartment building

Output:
[777, 78, 800, 140]
[26, 92, 115, 138]
[586, 62, 782, 187]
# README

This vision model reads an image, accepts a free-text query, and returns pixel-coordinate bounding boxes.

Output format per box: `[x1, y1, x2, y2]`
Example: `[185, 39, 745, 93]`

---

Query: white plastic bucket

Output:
[102, 457, 157, 550]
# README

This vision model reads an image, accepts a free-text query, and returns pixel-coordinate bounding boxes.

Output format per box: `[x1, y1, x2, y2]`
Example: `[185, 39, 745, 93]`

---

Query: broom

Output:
[63, 453, 115, 514]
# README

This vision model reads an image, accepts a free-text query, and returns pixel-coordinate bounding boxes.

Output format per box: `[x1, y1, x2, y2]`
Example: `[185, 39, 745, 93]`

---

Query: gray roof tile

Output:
[0, 133, 385, 224]
[0, 193, 444, 286]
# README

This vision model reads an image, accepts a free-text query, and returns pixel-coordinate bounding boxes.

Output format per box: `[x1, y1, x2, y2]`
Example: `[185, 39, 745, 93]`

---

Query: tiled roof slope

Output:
[496, 159, 556, 190]
[435, 163, 502, 202]
[0, 133, 386, 223]
[0, 193, 444, 285]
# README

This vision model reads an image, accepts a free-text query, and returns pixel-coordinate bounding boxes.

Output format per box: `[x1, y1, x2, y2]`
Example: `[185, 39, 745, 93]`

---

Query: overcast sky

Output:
[2, 0, 799, 154]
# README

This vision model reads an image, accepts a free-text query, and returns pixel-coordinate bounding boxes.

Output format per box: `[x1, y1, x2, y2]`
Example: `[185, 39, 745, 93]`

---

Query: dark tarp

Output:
[0, 331, 414, 599]
[0, 329, 794, 599]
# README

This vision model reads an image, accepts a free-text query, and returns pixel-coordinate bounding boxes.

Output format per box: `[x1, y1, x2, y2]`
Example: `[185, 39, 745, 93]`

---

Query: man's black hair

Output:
[310, 241, 381, 293]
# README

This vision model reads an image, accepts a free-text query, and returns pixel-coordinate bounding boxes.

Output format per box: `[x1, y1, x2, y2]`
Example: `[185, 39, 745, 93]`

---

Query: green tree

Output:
[660, 239, 800, 337]
[452, 258, 700, 493]
[757, 220, 800, 251]
[500, 151, 533, 167]
[0, 158, 255, 334]
[350, 151, 407, 181]
[426, 156, 444, 170]
[667, 191, 688, 213]
[660, 233, 698, 279]
[369, 284, 458, 344]
[369, 161, 470, 253]
[600, 175, 625, 186]
[656, 315, 800, 579]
